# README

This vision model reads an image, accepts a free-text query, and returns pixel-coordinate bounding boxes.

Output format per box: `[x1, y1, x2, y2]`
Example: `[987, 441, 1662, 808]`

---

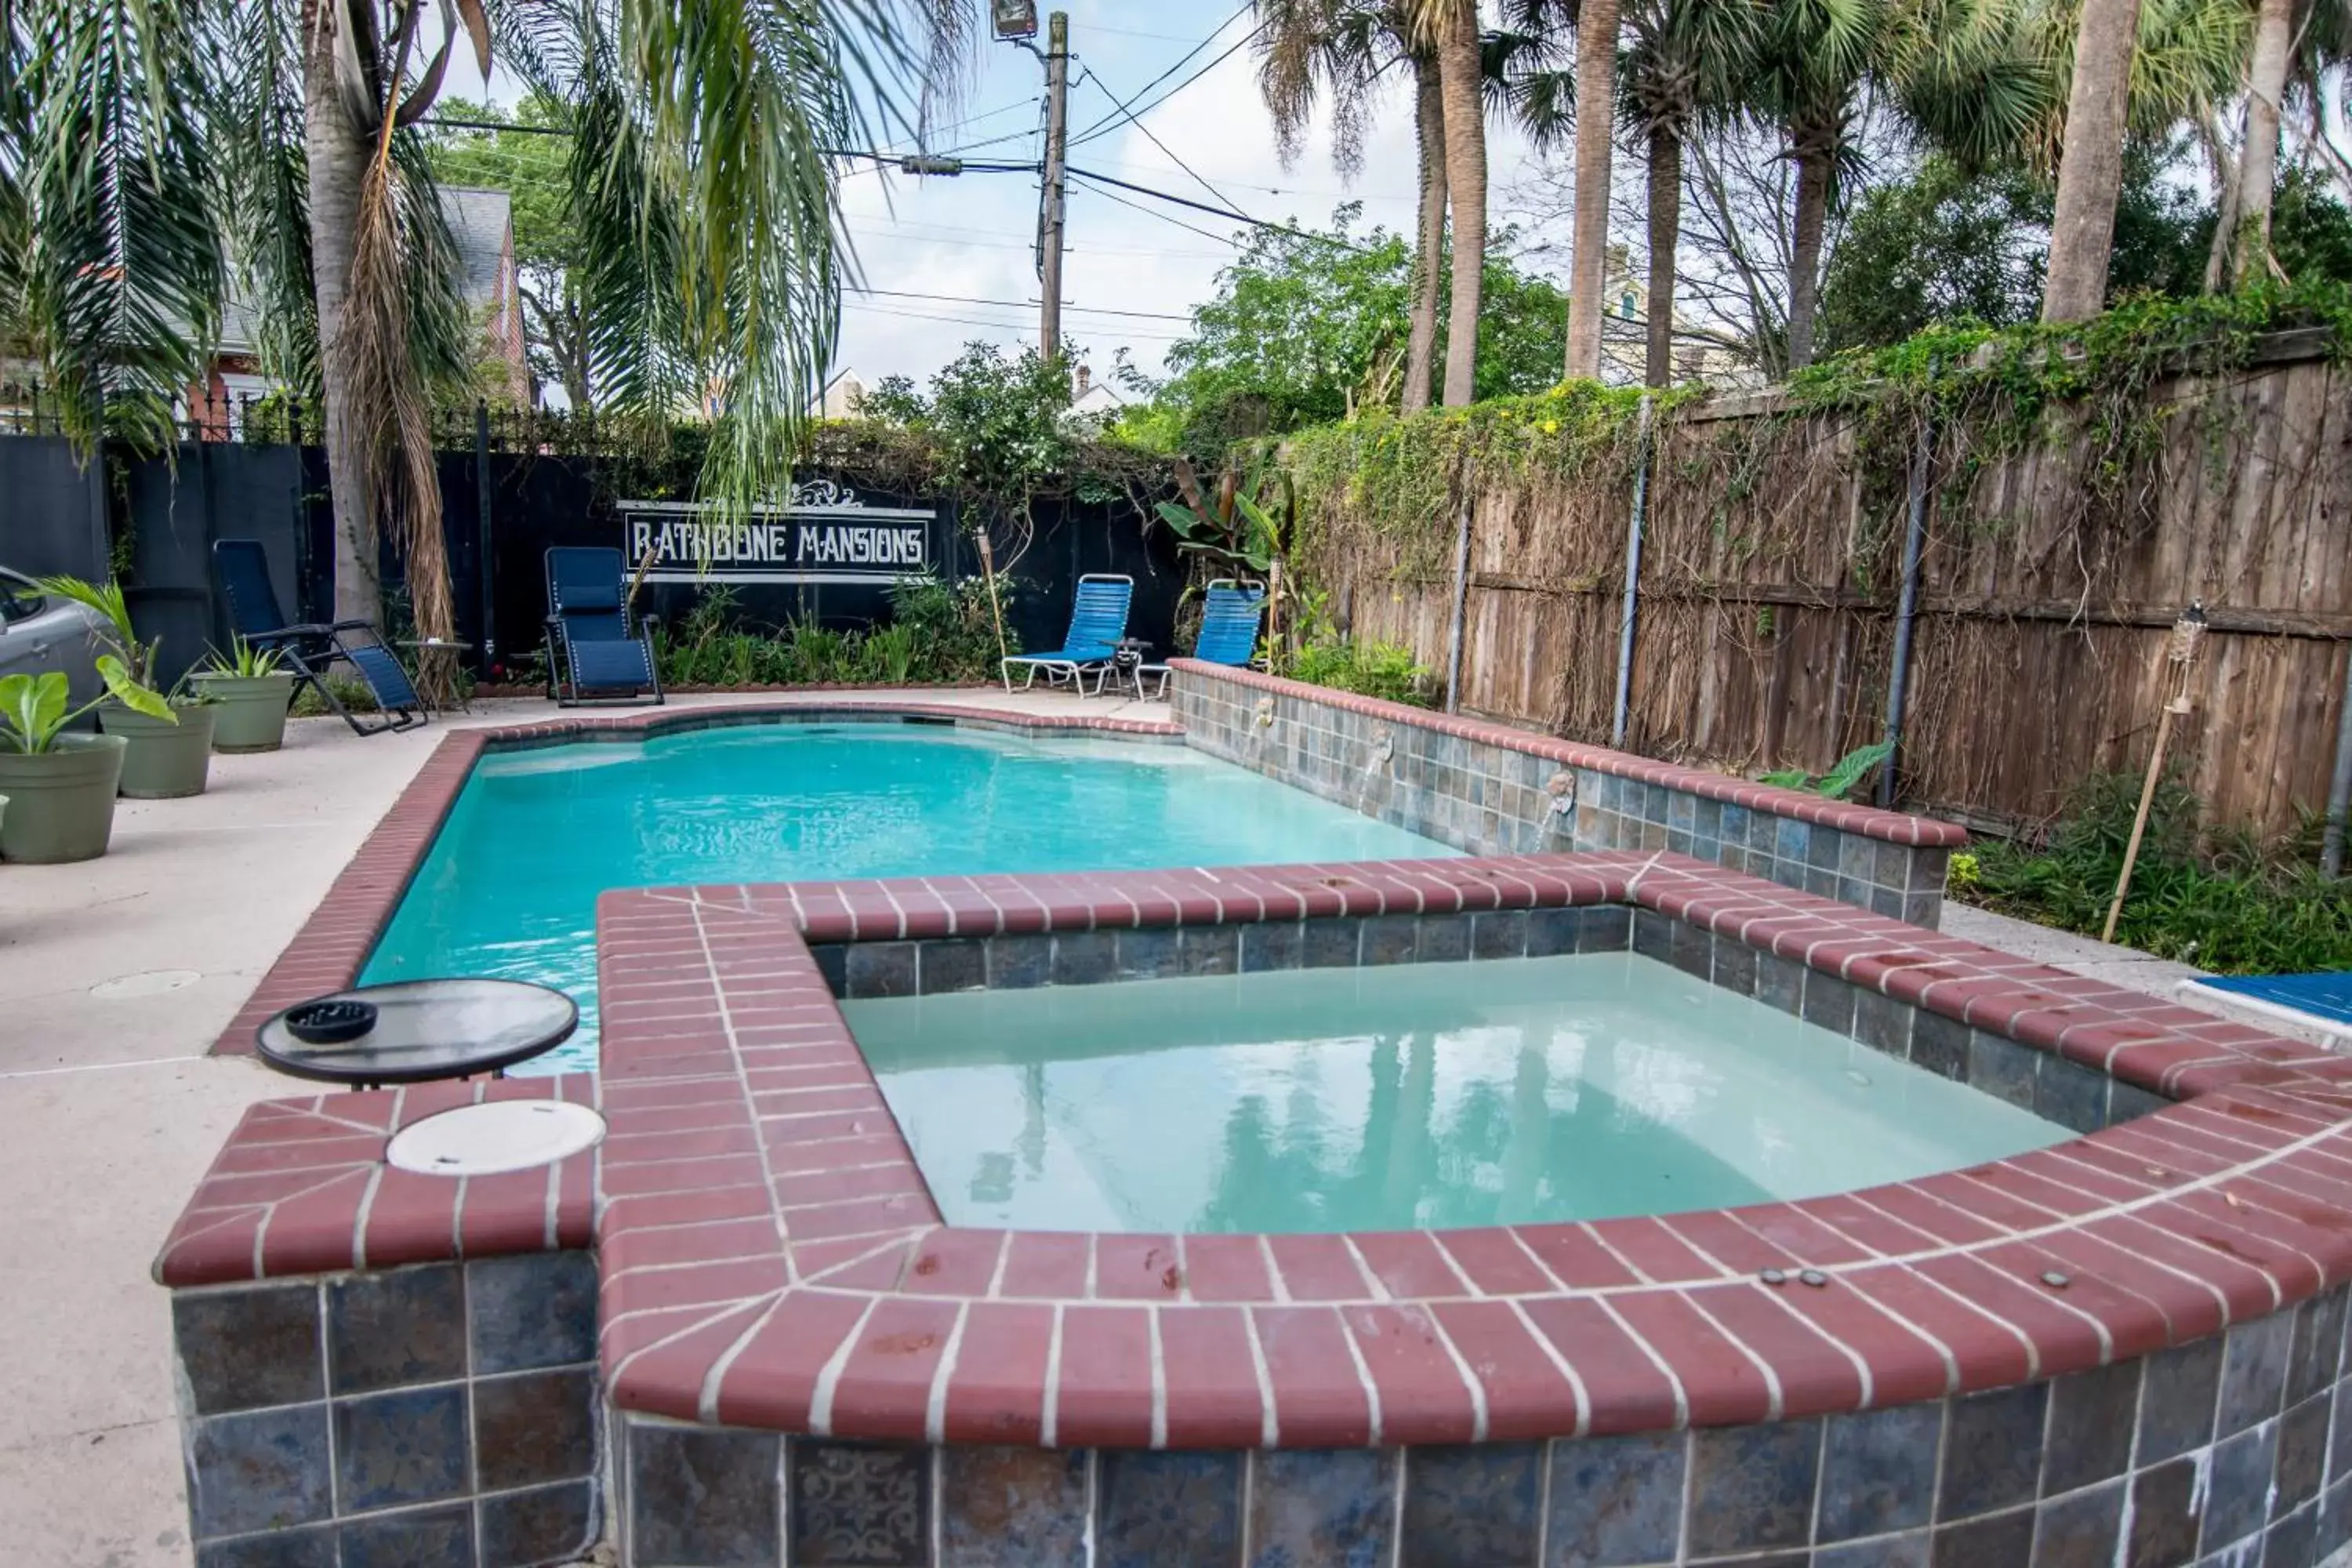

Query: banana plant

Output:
[1761, 739, 1896, 800]
[1152, 457, 1291, 580]
[1, 663, 176, 756]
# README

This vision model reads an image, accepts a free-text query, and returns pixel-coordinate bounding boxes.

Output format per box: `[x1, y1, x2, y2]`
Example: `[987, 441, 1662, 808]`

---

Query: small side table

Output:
[397, 638, 475, 713]
[1104, 637, 1153, 699]
[256, 979, 579, 1090]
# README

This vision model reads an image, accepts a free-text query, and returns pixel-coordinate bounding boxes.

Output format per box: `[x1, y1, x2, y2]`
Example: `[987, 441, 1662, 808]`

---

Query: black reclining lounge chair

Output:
[544, 546, 664, 707]
[211, 539, 425, 735]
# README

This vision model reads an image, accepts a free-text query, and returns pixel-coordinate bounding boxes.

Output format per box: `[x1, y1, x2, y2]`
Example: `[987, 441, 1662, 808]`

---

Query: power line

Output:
[1073, 64, 1242, 217]
[1066, 177, 1248, 251]
[842, 299, 1188, 341]
[1067, 167, 1374, 254]
[851, 287, 1189, 321]
[1066, 5, 1261, 146]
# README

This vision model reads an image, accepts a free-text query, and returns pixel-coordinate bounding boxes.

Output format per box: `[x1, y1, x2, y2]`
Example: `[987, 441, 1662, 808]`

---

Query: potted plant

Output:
[38, 576, 216, 797]
[0, 663, 172, 862]
[191, 637, 297, 753]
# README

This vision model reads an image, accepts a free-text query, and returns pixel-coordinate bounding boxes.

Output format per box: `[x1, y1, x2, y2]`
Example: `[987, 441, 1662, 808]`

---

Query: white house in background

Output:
[1070, 361, 1125, 421]
[189, 186, 532, 434]
[808, 368, 869, 419]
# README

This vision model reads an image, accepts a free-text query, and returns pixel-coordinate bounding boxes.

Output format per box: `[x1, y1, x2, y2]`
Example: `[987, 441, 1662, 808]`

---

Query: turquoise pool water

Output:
[361, 724, 1451, 1071]
[841, 953, 2072, 1232]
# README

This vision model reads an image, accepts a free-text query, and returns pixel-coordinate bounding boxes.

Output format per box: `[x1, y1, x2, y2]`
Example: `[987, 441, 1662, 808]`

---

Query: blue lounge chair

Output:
[1001, 573, 1133, 695]
[1137, 579, 1265, 698]
[545, 547, 663, 706]
[211, 539, 425, 735]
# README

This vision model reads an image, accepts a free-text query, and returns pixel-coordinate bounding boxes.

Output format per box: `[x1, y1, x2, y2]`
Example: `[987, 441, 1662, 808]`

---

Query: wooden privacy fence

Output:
[1307, 333, 2352, 845]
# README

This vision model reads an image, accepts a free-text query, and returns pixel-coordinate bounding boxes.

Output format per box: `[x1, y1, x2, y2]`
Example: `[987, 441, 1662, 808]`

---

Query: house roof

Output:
[211, 187, 512, 358]
[438, 186, 512, 311]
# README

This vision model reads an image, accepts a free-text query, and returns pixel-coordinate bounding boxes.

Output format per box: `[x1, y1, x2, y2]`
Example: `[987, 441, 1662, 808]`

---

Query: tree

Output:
[6, 0, 978, 655]
[1748, 0, 1885, 368]
[425, 95, 594, 408]
[1563, 0, 1624, 379]
[1142, 205, 1571, 452]
[1817, 154, 2049, 349]
[2, 0, 225, 453]
[2042, 0, 2151, 318]
[1422, 0, 1490, 405]
[1253, 2, 1455, 412]
[1617, 0, 1764, 385]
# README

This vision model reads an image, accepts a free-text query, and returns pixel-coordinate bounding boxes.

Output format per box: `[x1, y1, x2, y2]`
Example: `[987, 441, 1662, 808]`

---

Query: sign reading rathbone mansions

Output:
[618, 481, 936, 585]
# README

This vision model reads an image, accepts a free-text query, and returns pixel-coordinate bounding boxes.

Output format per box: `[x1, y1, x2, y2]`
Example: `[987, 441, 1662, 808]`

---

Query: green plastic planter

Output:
[0, 734, 128, 862]
[191, 672, 296, 753]
[102, 702, 216, 799]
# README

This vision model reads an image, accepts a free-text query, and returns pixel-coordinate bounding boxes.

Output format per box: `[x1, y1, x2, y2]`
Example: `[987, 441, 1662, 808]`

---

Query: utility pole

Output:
[1038, 11, 1069, 356]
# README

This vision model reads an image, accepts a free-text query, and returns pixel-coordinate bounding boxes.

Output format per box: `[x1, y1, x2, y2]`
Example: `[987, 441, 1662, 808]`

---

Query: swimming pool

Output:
[843, 951, 2072, 1232]
[361, 723, 1451, 1069]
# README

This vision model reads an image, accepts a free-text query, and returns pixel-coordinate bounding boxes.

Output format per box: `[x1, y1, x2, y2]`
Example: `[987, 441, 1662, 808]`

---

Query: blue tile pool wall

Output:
[815, 902, 2162, 1137]
[1170, 667, 1951, 928]
[618, 1290, 2352, 1565]
[170, 1252, 603, 1568]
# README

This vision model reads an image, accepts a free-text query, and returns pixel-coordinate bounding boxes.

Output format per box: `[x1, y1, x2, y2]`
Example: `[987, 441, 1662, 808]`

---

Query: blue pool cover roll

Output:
[2196, 971, 2352, 1029]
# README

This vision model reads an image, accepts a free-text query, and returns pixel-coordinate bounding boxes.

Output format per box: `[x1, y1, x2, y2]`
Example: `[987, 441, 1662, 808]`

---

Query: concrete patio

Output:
[0, 684, 2256, 1566]
[0, 688, 1164, 1567]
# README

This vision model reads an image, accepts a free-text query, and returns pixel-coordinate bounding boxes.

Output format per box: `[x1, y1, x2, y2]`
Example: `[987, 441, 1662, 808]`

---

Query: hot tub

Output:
[161, 849, 2352, 1568]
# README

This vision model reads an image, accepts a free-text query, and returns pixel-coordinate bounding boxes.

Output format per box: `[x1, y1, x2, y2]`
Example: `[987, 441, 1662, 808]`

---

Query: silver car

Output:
[0, 568, 108, 713]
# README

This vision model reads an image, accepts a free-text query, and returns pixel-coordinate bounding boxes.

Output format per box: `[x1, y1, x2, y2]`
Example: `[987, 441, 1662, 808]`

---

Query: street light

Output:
[992, 0, 1037, 38]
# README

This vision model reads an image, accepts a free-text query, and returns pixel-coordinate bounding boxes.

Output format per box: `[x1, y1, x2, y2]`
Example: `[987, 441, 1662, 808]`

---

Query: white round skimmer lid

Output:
[387, 1101, 607, 1178]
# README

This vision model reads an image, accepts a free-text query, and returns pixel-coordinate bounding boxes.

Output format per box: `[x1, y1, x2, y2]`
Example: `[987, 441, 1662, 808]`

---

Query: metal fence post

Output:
[1443, 486, 1474, 713]
[474, 401, 497, 663]
[2324, 644, 2352, 877]
[1879, 382, 1933, 809]
[1610, 395, 1654, 749]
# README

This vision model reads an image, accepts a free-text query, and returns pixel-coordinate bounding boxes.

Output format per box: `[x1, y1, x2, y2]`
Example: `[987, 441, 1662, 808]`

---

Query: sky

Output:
[430, 2, 1563, 397]
[827, 2, 1552, 392]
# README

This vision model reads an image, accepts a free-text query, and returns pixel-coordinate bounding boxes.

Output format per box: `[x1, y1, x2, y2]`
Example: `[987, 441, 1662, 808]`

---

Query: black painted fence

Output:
[0, 426, 1185, 690]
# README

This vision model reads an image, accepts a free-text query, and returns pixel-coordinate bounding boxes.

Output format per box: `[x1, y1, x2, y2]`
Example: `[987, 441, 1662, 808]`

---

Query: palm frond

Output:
[10, 0, 224, 453]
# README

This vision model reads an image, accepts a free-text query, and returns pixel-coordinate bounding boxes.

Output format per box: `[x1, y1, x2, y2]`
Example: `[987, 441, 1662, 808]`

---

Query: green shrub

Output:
[650, 575, 1012, 688]
[290, 673, 383, 717]
[1287, 633, 1436, 708]
[1962, 772, 2352, 975]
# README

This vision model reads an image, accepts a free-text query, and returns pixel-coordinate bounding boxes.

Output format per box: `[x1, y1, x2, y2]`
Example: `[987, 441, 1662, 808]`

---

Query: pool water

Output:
[841, 953, 2073, 1232]
[361, 724, 1451, 1070]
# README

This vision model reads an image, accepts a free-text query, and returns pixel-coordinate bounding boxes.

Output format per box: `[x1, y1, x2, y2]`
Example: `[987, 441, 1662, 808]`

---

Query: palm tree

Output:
[1748, 0, 1884, 369]
[2212, 0, 2348, 284]
[3, 0, 225, 454]
[7, 0, 977, 657]
[1563, 0, 1624, 379]
[2043, 0, 2151, 316]
[1417, 0, 1489, 406]
[1617, 0, 1762, 385]
[1254, 1, 1451, 411]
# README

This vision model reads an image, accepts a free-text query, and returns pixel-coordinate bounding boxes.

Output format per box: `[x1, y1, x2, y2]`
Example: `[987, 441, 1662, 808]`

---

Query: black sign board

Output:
[619, 482, 937, 586]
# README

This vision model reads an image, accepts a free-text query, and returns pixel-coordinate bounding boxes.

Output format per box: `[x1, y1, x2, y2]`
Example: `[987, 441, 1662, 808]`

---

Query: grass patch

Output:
[1954, 772, 2352, 975]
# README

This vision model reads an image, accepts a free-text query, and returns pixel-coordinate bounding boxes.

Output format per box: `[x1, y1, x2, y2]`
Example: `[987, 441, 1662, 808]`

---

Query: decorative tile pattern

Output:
[788, 1442, 930, 1566]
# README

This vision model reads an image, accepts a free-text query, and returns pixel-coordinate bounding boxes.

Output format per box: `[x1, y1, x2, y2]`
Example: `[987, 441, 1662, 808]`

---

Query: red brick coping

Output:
[210, 702, 1181, 1057]
[162, 852, 2352, 1451]
[1170, 659, 1969, 849]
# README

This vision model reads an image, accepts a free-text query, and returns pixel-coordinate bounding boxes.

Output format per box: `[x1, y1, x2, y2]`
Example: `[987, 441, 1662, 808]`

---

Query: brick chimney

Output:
[1073, 362, 1091, 397]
